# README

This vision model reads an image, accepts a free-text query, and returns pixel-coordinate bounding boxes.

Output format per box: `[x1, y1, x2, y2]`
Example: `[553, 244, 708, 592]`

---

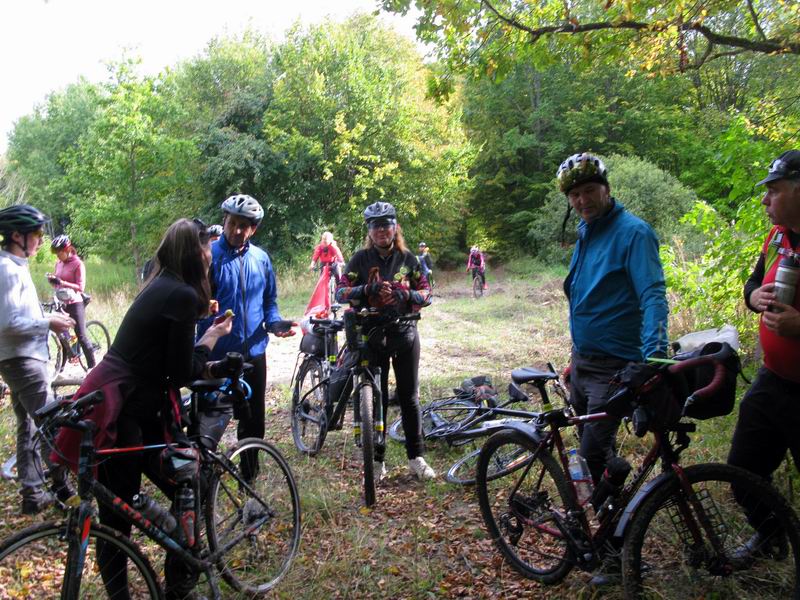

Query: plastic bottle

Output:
[174, 486, 196, 548]
[132, 493, 177, 534]
[772, 254, 800, 309]
[567, 449, 593, 506]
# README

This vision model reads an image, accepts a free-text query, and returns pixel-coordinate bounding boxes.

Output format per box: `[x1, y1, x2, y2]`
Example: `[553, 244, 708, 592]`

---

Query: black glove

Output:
[393, 288, 410, 303]
[365, 282, 383, 297]
[49, 276, 62, 285]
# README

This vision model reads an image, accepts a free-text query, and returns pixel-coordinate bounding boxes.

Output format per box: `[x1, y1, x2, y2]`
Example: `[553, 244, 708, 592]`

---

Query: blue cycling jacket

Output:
[197, 236, 282, 360]
[563, 200, 668, 361]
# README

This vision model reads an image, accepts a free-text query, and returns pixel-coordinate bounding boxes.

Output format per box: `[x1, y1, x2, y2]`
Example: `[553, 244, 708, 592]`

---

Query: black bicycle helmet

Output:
[363, 201, 397, 223]
[0, 204, 50, 234]
[51, 234, 72, 251]
[221, 194, 264, 224]
[556, 153, 609, 194]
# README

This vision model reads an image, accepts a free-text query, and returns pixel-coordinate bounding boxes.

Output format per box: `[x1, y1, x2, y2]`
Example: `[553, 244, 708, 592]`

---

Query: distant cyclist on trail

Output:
[308, 231, 344, 274]
[305, 231, 346, 317]
[416, 242, 434, 287]
[466, 246, 486, 290]
[47, 235, 96, 368]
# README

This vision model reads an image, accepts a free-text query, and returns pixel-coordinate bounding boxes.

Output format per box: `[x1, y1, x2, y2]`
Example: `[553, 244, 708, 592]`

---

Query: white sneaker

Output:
[374, 461, 387, 481]
[408, 456, 436, 480]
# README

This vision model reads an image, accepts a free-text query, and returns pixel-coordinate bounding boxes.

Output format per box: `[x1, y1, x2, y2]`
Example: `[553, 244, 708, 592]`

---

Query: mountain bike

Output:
[42, 298, 110, 376]
[471, 267, 484, 298]
[0, 353, 301, 599]
[292, 308, 420, 507]
[476, 343, 800, 599]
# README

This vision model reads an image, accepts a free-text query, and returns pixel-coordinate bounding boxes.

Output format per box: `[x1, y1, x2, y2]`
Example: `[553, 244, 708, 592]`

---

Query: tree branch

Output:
[746, 0, 768, 42]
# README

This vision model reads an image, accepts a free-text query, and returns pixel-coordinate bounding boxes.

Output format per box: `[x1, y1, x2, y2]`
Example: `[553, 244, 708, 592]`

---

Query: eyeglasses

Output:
[30, 229, 45, 240]
[368, 221, 396, 231]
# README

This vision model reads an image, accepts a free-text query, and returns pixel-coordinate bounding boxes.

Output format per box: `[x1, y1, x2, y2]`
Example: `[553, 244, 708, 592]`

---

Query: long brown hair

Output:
[145, 219, 212, 317]
[364, 223, 408, 253]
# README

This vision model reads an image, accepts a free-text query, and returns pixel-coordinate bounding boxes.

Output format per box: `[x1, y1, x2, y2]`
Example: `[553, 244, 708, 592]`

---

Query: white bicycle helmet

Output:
[221, 194, 264, 225]
[556, 153, 609, 194]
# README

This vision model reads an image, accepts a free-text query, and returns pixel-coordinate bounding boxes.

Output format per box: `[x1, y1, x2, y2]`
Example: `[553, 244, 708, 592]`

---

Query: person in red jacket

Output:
[47, 235, 95, 367]
[728, 150, 800, 560]
[466, 246, 486, 289]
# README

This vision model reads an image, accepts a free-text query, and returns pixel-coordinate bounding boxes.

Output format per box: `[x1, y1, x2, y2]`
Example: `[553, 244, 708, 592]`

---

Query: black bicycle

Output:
[0, 353, 301, 598]
[476, 343, 800, 599]
[42, 298, 110, 376]
[292, 308, 420, 507]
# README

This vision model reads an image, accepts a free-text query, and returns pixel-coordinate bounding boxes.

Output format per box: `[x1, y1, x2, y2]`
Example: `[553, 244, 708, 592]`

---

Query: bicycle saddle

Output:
[511, 368, 558, 385]
[186, 379, 227, 392]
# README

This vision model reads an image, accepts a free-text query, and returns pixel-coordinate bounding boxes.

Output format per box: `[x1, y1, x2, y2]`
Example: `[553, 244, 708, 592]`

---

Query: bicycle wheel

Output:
[622, 462, 800, 600]
[448, 442, 533, 486]
[473, 276, 483, 298]
[206, 438, 301, 595]
[290, 357, 328, 455]
[477, 429, 576, 583]
[47, 331, 64, 378]
[360, 381, 376, 507]
[390, 398, 478, 444]
[0, 520, 163, 599]
[79, 320, 111, 371]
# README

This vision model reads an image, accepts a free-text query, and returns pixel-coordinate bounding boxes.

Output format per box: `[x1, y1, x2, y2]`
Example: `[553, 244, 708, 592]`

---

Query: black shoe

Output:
[731, 531, 788, 563]
[589, 554, 621, 587]
[51, 481, 77, 506]
[21, 491, 56, 515]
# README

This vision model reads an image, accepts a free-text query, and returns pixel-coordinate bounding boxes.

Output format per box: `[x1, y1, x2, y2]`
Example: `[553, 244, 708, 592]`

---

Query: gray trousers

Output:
[0, 357, 55, 500]
[569, 350, 629, 484]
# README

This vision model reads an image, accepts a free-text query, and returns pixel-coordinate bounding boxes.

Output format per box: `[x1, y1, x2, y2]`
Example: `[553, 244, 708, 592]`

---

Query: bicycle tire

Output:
[389, 398, 479, 444]
[0, 520, 163, 599]
[477, 429, 576, 583]
[360, 382, 376, 507]
[206, 437, 301, 595]
[48, 330, 64, 377]
[622, 462, 800, 600]
[447, 442, 533, 486]
[79, 320, 111, 371]
[290, 357, 328, 455]
[472, 276, 483, 298]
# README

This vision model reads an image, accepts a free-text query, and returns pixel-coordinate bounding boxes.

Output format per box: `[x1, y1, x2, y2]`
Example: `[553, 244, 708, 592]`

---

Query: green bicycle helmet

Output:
[556, 153, 609, 194]
[0, 204, 50, 234]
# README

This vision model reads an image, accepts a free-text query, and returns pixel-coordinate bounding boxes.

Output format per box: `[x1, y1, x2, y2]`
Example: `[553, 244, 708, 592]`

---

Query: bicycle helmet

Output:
[556, 152, 609, 194]
[220, 194, 264, 225]
[51, 235, 72, 252]
[363, 201, 397, 224]
[207, 224, 223, 237]
[0, 204, 50, 234]
[418, 242, 427, 249]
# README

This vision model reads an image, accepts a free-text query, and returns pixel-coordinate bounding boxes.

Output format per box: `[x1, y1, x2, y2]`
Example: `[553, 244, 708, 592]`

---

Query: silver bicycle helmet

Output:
[363, 201, 397, 223]
[221, 194, 264, 225]
[51, 235, 72, 251]
[207, 224, 223, 237]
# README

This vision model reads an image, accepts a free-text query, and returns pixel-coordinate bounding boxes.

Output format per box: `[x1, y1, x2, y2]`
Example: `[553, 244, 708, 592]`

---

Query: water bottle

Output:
[132, 493, 177, 535]
[174, 486, 196, 548]
[567, 449, 593, 506]
[772, 254, 800, 309]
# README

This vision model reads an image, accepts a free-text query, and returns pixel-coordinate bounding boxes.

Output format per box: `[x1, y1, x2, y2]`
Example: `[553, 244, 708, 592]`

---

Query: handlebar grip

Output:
[683, 361, 726, 408]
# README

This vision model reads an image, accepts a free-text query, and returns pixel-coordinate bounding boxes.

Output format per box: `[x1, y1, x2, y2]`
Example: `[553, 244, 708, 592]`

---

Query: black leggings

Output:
[371, 327, 424, 462]
[64, 301, 96, 368]
[237, 352, 267, 481]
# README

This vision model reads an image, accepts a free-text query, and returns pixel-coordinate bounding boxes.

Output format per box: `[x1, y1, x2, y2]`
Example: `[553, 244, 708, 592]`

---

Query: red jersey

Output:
[311, 243, 343, 266]
[759, 226, 800, 382]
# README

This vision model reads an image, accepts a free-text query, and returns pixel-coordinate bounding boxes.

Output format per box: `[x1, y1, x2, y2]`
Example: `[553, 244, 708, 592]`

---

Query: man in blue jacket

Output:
[197, 194, 295, 479]
[559, 153, 669, 478]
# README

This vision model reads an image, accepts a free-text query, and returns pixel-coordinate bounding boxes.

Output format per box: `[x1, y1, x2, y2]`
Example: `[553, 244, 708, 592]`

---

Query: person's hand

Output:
[761, 302, 800, 337]
[392, 287, 410, 304]
[47, 274, 62, 286]
[750, 283, 777, 312]
[209, 312, 234, 337]
[274, 322, 298, 338]
[365, 281, 391, 298]
[48, 313, 74, 334]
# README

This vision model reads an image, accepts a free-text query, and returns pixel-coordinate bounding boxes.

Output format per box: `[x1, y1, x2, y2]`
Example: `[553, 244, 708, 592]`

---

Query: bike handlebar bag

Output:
[671, 341, 740, 420]
[300, 331, 325, 358]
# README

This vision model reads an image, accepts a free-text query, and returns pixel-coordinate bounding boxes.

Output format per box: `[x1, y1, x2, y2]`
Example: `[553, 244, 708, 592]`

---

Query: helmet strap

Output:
[559, 203, 573, 245]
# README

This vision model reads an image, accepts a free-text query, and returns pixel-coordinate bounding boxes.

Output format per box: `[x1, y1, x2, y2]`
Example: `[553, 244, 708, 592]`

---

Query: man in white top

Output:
[0, 204, 74, 514]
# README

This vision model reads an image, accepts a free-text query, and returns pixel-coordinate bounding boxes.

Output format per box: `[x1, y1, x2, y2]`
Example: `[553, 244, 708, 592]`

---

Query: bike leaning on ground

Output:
[475, 342, 800, 599]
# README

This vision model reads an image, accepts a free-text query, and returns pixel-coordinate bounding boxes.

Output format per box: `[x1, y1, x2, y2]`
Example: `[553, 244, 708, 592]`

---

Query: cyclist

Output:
[309, 230, 344, 275]
[336, 201, 435, 480]
[728, 150, 800, 559]
[417, 242, 434, 287]
[557, 152, 668, 584]
[47, 235, 96, 368]
[55, 218, 234, 599]
[196, 194, 295, 481]
[466, 245, 487, 290]
[0, 204, 75, 515]
[207, 224, 223, 243]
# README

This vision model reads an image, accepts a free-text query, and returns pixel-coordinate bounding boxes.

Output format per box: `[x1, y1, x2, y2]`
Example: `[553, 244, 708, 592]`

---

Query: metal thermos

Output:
[772, 254, 800, 310]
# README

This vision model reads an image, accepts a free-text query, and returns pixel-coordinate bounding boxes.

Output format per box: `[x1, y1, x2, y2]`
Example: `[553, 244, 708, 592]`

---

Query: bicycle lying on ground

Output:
[42, 298, 110, 376]
[475, 342, 800, 599]
[291, 308, 420, 507]
[0, 353, 301, 599]
[388, 365, 568, 486]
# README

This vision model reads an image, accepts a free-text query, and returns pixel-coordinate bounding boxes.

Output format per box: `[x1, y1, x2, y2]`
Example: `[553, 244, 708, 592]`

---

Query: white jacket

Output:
[0, 250, 49, 362]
